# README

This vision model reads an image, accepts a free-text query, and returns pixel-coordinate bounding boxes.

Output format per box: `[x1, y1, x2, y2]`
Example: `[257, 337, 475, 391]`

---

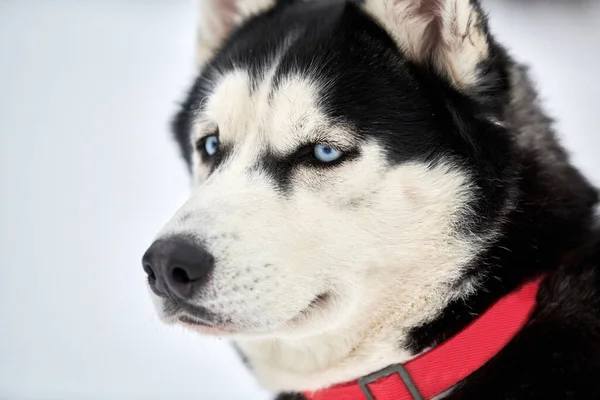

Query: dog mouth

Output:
[178, 293, 331, 328]
[290, 292, 332, 323]
[178, 315, 213, 327]
[163, 292, 333, 335]
[176, 312, 237, 335]
[306, 292, 331, 311]
[162, 298, 229, 330]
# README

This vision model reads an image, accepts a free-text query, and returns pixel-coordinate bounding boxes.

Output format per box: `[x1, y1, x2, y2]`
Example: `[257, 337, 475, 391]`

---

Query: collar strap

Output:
[304, 276, 544, 400]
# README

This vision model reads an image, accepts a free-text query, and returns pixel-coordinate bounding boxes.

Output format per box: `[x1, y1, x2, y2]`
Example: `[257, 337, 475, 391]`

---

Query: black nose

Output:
[142, 235, 215, 300]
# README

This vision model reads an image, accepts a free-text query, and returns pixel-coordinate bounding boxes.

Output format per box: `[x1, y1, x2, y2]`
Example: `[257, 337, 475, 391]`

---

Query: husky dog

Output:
[142, 0, 600, 398]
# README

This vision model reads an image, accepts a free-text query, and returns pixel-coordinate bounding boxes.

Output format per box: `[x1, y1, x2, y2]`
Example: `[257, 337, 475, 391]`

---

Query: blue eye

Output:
[314, 144, 343, 163]
[204, 135, 219, 156]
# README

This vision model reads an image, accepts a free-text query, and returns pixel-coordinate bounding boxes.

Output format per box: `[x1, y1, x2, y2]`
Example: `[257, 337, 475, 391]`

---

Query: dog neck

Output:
[236, 308, 421, 392]
[237, 272, 545, 395]
[300, 276, 544, 400]
[235, 273, 477, 392]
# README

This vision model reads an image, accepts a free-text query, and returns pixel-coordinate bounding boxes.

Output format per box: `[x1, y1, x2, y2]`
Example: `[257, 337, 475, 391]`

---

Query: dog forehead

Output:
[200, 66, 335, 154]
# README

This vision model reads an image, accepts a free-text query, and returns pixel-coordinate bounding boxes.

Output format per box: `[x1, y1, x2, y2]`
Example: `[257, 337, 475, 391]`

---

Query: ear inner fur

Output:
[362, 0, 490, 88]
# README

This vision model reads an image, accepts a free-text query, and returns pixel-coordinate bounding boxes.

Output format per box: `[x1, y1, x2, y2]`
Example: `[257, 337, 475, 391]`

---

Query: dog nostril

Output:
[143, 263, 156, 282]
[171, 267, 192, 284]
[143, 236, 215, 299]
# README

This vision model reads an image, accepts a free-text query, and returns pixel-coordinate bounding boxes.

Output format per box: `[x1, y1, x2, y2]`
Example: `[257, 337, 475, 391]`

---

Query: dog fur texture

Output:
[146, 0, 600, 398]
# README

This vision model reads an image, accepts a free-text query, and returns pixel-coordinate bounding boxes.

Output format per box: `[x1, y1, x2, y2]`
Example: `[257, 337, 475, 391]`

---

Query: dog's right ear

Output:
[362, 0, 494, 90]
[197, 0, 276, 66]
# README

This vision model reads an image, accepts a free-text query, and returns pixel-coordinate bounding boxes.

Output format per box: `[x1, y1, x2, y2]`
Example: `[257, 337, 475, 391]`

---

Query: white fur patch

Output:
[362, 0, 489, 87]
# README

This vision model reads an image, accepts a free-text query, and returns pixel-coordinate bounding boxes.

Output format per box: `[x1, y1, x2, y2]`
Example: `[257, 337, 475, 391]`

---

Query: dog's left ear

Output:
[362, 0, 493, 89]
[197, 0, 276, 66]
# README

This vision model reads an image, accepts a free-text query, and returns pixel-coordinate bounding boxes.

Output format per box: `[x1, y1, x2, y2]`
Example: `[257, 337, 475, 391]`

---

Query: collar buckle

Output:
[358, 363, 425, 400]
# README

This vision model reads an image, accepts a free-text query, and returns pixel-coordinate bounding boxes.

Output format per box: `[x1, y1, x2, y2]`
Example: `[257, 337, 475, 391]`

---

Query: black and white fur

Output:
[147, 0, 600, 398]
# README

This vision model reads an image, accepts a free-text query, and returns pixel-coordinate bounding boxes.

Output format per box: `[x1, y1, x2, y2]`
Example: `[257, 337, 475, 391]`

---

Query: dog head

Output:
[144, 0, 516, 340]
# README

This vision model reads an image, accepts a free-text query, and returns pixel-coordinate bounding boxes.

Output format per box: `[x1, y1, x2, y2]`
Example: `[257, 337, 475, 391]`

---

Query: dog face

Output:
[145, 0, 514, 341]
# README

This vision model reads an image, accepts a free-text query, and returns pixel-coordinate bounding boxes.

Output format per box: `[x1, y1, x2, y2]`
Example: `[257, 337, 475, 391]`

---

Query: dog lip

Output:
[179, 302, 222, 322]
[308, 292, 331, 309]
[178, 315, 213, 327]
[296, 292, 331, 318]
[161, 298, 220, 327]
[177, 314, 237, 335]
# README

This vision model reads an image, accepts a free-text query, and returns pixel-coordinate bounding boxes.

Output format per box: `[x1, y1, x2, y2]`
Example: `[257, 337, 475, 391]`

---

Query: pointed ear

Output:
[363, 0, 492, 89]
[197, 0, 276, 66]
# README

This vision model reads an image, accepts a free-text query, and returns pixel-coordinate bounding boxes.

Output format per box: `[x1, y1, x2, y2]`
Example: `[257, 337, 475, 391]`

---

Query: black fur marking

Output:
[275, 394, 307, 400]
[257, 146, 360, 193]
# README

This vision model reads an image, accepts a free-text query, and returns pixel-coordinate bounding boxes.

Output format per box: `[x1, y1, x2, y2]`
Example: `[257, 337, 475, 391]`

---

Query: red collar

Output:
[304, 276, 544, 400]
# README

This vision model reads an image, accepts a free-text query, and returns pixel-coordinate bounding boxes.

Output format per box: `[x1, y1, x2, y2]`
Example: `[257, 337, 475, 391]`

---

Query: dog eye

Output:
[203, 135, 219, 157]
[314, 144, 343, 163]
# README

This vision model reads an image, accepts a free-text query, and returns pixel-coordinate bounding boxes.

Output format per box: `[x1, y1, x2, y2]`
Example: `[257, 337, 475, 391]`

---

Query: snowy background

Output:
[0, 0, 598, 399]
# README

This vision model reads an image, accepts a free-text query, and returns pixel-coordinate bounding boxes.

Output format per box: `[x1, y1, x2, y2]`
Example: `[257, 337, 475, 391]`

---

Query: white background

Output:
[0, 1, 598, 399]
